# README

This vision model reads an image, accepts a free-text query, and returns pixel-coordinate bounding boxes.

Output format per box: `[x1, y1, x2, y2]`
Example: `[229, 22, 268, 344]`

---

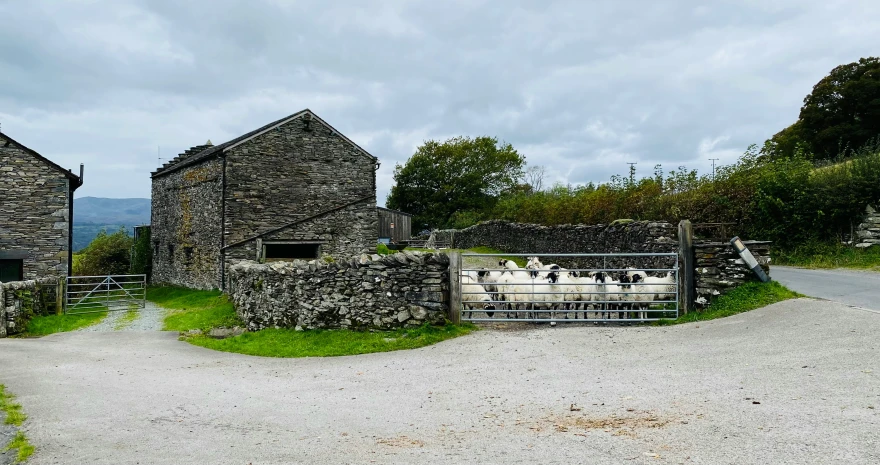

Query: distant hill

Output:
[73, 197, 151, 251]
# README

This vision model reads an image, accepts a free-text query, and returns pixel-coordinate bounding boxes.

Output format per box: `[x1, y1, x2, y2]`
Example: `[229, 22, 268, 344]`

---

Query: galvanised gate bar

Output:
[456, 253, 679, 323]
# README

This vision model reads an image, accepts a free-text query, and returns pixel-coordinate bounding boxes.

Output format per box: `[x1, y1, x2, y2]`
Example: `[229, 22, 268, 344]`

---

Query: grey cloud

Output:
[1, 0, 878, 204]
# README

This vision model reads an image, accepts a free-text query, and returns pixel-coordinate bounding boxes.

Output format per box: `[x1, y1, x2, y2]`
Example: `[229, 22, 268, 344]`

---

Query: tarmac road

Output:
[773, 266, 880, 311]
[0, 298, 877, 464]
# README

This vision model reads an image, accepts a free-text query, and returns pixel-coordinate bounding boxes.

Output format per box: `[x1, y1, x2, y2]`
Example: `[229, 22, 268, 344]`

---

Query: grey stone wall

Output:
[0, 137, 71, 279]
[856, 205, 880, 248]
[694, 241, 772, 306]
[223, 116, 378, 260]
[151, 113, 378, 290]
[228, 252, 449, 331]
[435, 220, 679, 270]
[0, 278, 60, 337]
[151, 157, 223, 289]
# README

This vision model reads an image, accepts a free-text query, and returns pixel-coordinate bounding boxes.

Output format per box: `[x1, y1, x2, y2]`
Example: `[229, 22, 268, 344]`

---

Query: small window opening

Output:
[168, 244, 175, 263]
[0, 259, 24, 282]
[184, 246, 194, 261]
[264, 243, 320, 261]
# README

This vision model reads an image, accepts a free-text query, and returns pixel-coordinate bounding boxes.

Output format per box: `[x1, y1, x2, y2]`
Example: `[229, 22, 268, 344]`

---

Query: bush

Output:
[130, 227, 152, 279]
[73, 228, 134, 276]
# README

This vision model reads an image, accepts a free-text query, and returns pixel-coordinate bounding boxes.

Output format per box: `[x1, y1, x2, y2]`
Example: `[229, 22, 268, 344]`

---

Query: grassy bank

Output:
[146, 286, 241, 331]
[21, 311, 107, 337]
[0, 385, 35, 462]
[188, 323, 475, 358]
[659, 281, 801, 325]
[775, 244, 880, 270]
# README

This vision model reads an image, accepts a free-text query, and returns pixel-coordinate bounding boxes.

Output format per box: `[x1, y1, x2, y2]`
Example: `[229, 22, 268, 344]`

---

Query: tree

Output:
[386, 136, 525, 229]
[798, 57, 880, 159]
[523, 165, 547, 193]
[73, 228, 134, 276]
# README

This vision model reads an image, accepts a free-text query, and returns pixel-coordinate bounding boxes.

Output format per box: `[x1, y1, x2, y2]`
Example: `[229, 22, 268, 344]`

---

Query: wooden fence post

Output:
[448, 251, 462, 324]
[56, 277, 64, 315]
[678, 220, 695, 315]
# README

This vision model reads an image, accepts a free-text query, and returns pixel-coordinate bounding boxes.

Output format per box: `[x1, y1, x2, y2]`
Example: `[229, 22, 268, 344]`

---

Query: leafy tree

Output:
[386, 136, 525, 229]
[130, 227, 152, 280]
[766, 57, 880, 160]
[73, 228, 134, 276]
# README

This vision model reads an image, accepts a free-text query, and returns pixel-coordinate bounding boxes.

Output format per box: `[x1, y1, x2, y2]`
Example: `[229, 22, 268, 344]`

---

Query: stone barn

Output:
[150, 109, 379, 290]
[0, 130, 83, 281]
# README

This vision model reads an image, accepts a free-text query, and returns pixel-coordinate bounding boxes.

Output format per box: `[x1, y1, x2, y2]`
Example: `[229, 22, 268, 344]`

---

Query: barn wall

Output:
[150, 158, 223, 289]
[0, 135, 72, 279]
[223, 116, 378, 263]
[378, 209, 412, 242]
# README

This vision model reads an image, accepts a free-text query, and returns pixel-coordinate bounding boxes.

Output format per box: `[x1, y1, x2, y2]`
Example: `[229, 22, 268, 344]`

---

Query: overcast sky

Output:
[1, 1, 878, 204]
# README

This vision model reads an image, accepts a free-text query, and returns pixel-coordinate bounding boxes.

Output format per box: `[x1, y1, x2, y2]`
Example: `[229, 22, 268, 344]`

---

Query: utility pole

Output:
[709, 158, 719, 180]
[627, 162, 637, 183]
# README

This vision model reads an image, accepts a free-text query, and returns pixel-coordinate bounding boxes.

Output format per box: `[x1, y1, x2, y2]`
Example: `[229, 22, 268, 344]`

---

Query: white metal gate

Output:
[457, 253, 679, 323]
[65, 274, 146, 314]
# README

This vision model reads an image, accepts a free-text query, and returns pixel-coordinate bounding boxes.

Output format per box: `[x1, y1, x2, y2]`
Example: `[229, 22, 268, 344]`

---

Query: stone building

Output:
[151, 109, 379, 290]
[0, 131, 83, 281]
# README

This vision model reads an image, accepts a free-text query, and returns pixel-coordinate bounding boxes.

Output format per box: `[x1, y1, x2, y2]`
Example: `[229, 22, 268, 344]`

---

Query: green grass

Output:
[147, 286, 242, 331]
[0, 385, 26, 427]
[21, 311, 107, 337]
[658, 281, 801, 325]
[113, 309, 139, 330]
[4, 432, 34, 463]
[775, 243, 880, 270]
[187, 322, 476, 358]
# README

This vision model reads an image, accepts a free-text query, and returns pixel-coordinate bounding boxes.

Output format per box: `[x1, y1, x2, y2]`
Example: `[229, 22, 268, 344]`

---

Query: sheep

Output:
[591, 271, 622, 321]
[476, 268, 504, 304]
[496, 267, 546, 319]
[461, 275, 496, 318]
[643, 272, 677, 303]
[626, 273, 655, 320]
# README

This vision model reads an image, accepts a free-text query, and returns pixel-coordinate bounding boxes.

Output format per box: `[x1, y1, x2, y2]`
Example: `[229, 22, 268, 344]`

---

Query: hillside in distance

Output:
[73, 197, 151, 250]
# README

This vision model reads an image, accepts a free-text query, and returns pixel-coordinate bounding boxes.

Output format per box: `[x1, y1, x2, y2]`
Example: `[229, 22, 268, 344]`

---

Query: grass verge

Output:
[0, 385, 34, 462]
[775, 243, 880, 270]
[21, 311, 107, 337]
[186, 322, 475, 358]
[658, 281, 801, 325]
[147, 286, 242, 331]
[4, 432, 34, 463]
[113, 309, 139, 330]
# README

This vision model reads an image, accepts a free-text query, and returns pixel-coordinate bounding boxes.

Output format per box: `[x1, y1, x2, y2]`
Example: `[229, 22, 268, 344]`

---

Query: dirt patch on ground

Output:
[538, 410, 674, 438]
[375, 435, 425, 448]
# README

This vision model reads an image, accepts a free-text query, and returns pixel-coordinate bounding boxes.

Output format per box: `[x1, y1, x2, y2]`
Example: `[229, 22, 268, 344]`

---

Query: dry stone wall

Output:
[694, 241, 771, 306]
[856, 205, 880, 248]
[435, 220, 679, 271]
[0, 278, 60, 337]
[228, 252, 449, 331]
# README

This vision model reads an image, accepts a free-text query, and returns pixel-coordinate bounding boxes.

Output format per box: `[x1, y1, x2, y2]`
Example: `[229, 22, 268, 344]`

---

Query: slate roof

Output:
[1, 131, 83, 186]
[151, 109, 377, 178]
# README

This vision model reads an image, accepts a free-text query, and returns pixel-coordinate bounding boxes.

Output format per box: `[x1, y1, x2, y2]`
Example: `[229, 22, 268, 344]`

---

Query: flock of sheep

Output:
[461, 256, 678, 321]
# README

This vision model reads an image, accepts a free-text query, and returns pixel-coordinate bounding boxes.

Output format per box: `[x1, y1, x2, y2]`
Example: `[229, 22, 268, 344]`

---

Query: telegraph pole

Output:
[627, 162, 637, 183]
[709, 158, 719, 180]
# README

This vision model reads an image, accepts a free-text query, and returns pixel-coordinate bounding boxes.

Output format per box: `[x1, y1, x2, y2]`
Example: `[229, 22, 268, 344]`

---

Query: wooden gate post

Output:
[678, 220, 695, 315]
[448, 251, 462, 324]
[56, 277, 64, 315]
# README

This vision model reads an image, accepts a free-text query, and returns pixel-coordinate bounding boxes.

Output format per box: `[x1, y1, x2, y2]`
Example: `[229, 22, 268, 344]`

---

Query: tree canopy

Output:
[386, 136, 525, 229]
[764, 56, 880, 160]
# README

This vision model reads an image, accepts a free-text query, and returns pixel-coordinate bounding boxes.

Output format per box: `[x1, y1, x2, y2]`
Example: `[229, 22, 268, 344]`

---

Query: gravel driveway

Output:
[0, 298, 877, 464]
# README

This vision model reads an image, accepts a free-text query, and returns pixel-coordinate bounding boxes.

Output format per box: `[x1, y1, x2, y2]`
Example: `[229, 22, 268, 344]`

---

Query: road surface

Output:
[773, 266, 880, 311]
[0, 298, 877, 464]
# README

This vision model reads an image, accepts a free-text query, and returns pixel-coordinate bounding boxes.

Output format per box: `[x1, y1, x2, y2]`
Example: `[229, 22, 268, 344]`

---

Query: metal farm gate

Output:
[65, 275, 147, 314]
[455, 253, 679, 323]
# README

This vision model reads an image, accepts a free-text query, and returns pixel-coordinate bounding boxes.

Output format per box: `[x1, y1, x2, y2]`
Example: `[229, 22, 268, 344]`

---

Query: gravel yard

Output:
[0, 298, 877, 464]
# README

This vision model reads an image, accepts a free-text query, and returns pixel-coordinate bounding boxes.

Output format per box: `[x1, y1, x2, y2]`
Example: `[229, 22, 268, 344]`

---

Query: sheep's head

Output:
[632, 274, 644, 283]
[568, 270, 580, 278]
[477, 269, 489, 278]
[593, 272, 606, 283]
[526, 256, 543, 269]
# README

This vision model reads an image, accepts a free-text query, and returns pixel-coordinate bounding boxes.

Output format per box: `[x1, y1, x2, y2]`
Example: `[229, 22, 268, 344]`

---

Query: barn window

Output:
[0, 259, 24, 282]
[168, 244, 175, 262]
[263, 243, 321, 261]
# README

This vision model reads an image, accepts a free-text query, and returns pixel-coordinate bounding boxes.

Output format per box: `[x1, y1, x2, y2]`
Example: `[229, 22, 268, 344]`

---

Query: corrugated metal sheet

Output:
[377, 207, 412, 242]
